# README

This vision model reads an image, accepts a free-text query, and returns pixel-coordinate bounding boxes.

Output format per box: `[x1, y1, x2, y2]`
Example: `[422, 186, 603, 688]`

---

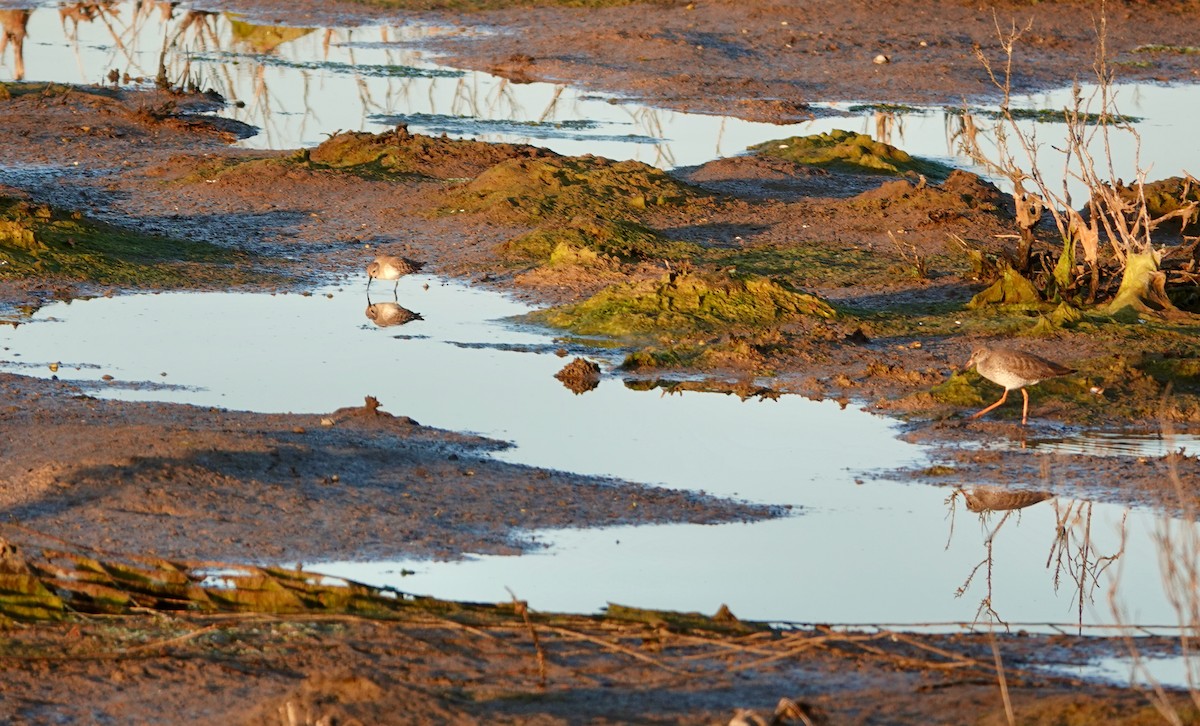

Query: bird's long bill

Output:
[961, 349, 980, 374]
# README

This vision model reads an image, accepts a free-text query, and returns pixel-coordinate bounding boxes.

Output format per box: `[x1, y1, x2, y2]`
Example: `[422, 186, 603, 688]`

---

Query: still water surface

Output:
[3, 2, 1200, 188]
[0, 280, 1192, 633]
[3, 1, 1200, 637]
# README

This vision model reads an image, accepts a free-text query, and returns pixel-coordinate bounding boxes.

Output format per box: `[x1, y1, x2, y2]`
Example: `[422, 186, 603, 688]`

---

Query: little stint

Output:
[366, 255, 423, 293]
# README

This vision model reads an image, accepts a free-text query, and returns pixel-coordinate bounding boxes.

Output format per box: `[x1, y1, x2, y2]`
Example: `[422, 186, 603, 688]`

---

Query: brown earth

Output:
[3, 0, 1200, 723]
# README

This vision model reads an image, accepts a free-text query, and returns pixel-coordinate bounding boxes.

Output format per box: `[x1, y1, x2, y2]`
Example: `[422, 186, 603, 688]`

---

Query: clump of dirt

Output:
[0, 195, 264, 288]
[446, 154, 706, 222]
[852, 169, 1007, 216]
[496, 215, 698, 265]
[1120, 175, 1200, 235]
[554, 356, 602, 394]
[532, 270, 835, 337]
[749, 129, 954, 179]
[303, 124, 553, 180]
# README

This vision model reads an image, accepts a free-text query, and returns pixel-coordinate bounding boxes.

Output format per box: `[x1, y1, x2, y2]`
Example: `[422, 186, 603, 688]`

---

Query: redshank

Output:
[366, 255, 422, 293]
[965, 345, 1074, 425]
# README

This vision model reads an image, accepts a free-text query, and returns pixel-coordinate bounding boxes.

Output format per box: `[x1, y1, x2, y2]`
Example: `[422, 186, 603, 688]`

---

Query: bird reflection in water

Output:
[365, 300, 423, 328]
[959, 486, 1053, 514]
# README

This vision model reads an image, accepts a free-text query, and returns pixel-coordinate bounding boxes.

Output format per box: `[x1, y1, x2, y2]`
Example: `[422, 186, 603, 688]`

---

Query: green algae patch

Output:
[0, 81, 92, 100]
[303, 126, 552, 180]
[1137, 352, 1200, 394]
[605, 602, 768, 635]
[621, 336, 775, 373]
[446, 155, 704, 223]
[532, 271, 835, 337]
[928, 371, 991, 409]
[749, 130, 953, 180]
[968, 267, 1043, 308]
[0, 196, 260, 288]
[497, 217, 698, 266]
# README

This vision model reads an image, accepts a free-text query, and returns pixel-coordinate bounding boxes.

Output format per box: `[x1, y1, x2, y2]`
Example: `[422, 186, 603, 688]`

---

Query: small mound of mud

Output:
[305, 125, 553, 180]
[447, 155, 705, 223]
[750, 129, 953, 180]
[533, 270, 835, 336]
[676, 155, 880, 200]
[854, 169, 1005, 209]
[554, 357, 602, 394]
[496, 216, 697, 265]
[1117, 175, 1200, 235]
[329, 396, 419, 426]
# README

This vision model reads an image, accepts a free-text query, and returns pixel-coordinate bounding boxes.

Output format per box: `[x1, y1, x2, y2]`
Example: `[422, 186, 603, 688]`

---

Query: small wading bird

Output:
[965, 345, 1075, 425]
[366, 255, 423, 294]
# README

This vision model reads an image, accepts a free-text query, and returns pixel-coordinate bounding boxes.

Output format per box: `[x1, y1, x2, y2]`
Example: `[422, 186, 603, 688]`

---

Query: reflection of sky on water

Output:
[4, 1, 1200, 642]
[3, 1, 1200, 193]
[0, 280, 1196, 631]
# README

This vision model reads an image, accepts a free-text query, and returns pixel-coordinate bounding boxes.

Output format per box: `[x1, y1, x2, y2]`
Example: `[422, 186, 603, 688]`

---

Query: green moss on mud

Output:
[707, 244, 901, 289]
[621, 335, 780, 373]
[446, 155, 704, 223]
[0, 81, 87, 100]
[0, 197, 260, 287]
[531, 271, 835, 337]
[749, 130, 953, 179]
[300, 127, 551, 180]
[497, 217, 698, 265]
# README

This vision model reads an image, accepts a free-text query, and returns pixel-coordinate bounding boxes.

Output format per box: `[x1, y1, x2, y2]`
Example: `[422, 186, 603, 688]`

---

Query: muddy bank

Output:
[3, 605, 1193, 725]
[0, 374, 773, 562]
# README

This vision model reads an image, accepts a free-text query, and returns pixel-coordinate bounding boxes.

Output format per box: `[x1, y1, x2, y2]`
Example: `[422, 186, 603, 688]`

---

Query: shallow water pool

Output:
[0, 279, 1194, 632]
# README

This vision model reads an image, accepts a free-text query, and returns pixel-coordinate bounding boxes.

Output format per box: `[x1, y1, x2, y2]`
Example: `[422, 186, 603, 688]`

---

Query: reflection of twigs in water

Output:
[60, 2, 138, 82]
[631, 106, 675, 168]
[536, 85, 564, 124]
[953, 508, 1013, 630]
[1122, 411, 1200, 718]
[950, 485, 1057, 631]
[943, 489, 960, 550]
[873, 111, 900, 146]
[1046, 499, 1126, 635]
[0, 9, 31, 80]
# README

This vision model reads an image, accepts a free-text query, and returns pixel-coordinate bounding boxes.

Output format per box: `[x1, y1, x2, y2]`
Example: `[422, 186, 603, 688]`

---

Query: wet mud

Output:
[3, 0, 1200, 722]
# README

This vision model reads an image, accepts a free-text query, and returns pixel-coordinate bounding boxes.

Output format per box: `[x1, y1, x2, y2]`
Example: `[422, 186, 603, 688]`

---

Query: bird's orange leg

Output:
[970, 389, 1009, 420]
[1020, 388, 1030, 426]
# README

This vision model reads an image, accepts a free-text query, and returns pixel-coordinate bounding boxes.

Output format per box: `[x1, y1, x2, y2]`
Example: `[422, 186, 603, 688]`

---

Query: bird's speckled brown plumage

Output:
[965, 345, 1074, 425]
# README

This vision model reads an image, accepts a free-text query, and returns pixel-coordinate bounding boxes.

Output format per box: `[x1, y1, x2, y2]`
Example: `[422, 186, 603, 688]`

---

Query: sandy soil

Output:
[3, 0, 1200, 723]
